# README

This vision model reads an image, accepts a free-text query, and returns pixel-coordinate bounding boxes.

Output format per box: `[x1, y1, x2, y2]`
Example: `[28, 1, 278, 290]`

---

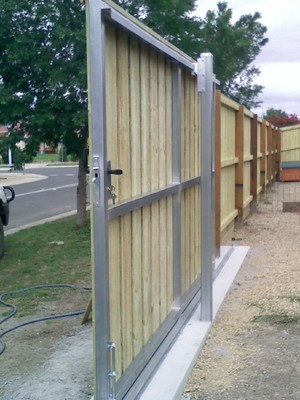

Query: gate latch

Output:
[107, 342, 117, 399]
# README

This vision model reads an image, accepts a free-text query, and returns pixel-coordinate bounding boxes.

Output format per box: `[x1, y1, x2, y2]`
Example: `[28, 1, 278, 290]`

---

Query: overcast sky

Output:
[195, 0, 300, 117]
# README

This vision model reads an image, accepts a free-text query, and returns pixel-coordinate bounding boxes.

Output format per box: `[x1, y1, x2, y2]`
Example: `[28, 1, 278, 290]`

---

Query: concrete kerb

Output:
[0, 172, 47, 186]
[4, 210, 78, 236]
[2, 162, 79, 235]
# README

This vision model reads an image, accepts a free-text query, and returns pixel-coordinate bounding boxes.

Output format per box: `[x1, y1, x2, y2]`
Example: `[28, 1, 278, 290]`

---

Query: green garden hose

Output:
[0, 284, 91, 355]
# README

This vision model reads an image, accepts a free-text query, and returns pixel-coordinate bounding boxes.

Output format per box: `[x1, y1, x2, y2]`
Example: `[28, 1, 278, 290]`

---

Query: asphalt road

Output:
[5, 166, 80, 232]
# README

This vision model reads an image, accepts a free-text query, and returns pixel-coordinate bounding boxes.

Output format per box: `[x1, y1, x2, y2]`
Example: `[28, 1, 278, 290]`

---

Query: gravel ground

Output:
[183, 182, 300, 400]
[0, 322, 93, 400]
[0, 182, 299, 400]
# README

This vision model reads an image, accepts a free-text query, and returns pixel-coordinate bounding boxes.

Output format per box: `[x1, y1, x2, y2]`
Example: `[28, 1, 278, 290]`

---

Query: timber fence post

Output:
[235, 105, 244, 221]
[250, 114, 258, 208]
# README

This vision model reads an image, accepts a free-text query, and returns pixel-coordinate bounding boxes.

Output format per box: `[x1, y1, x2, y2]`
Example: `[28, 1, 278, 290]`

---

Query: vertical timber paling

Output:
[276, 129, 281, 178]
[267, 123, 272, 186]
[117, 29, 133, 373]
[172, 63, 182, 309]
[140, 43, 152, 346]
[235, 105, 244, 220]
[129, 35, 143, 361]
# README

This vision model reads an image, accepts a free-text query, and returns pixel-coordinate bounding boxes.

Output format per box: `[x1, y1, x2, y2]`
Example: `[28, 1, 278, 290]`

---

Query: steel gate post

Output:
[86, 1, 111, 399]
[197, 53, 216, 321]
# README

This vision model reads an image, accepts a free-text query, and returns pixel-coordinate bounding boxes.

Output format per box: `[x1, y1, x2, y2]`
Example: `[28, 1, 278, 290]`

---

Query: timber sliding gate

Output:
[86, 1, 216, 399]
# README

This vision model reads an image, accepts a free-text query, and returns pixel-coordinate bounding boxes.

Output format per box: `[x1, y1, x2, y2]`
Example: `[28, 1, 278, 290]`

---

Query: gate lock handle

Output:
[106, 162, 123, 204]
[107, 168, 123, 176]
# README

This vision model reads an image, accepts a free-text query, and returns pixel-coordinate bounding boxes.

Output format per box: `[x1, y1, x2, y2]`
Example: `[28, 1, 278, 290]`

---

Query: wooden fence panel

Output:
[219, 95, 238, 239]
[105, 28, 176, 379]
[181, 70, 200, 179]
[217, 94, 279, 241]
[280, 125, 300, 162]
[181, 70, 201, 295]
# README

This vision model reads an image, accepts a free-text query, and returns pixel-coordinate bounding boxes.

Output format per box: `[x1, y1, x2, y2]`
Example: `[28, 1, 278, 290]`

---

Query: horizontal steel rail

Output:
[100, 4, 195, 71]
[108, 177, 201, 220]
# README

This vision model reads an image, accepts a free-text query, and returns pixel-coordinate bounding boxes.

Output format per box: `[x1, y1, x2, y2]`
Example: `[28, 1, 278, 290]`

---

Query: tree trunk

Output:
[76, 152, 87, 227]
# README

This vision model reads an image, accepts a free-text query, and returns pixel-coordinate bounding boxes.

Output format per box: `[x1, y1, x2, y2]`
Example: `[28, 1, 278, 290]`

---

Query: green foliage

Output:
[0, 140, 8, 164]
[264, 108, 300, 127]
[114, 0, 268, 110]
[115, 0, 201, 56]
[9, 147, 26, 170]
[199, 3, 268, 108]
[0, 0, 268, 159]
[0, 0, 88, 160]
[0, 0, 88, 225]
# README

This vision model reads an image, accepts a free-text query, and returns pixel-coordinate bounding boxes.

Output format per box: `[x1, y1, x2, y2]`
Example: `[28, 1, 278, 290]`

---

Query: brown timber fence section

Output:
[215, 91, 280, 248]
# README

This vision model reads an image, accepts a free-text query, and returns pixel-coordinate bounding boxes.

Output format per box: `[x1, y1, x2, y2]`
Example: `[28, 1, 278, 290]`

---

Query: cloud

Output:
[253, 62, 300, 115]
[257, 25, 300, 63]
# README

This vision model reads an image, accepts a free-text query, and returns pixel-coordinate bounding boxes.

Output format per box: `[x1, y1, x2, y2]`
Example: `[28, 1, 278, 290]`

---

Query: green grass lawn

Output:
[1, 216, 91, 316]
[33, 153, 77, 163]
[33, 153, 60, 163]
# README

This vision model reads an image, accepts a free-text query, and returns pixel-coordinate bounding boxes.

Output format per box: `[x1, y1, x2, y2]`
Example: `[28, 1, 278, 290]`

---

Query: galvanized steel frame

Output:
[86, 1, 110, 399]
[87, 1, 216, 399]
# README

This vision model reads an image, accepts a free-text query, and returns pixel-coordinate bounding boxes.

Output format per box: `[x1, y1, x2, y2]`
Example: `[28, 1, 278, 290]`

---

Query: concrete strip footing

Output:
[89, 245, 249, 400]
[139, 245, 249, 400]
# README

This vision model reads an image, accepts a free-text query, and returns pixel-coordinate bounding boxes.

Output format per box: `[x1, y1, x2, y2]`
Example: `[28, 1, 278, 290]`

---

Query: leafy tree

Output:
[0, 0, 269, 228]
[113, 0, 203, 56]
[114, 0, 268, 110]
[0, 0, 88, 226]
[198, 2, 268, 109]
[264, 108, 300, 127]
[114, 0, 201, 56]
[192, 2, 268, 110]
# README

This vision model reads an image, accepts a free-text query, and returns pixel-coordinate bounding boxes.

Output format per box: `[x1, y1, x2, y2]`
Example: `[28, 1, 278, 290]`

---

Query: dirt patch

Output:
[184, 186, 300, 399]
[0, 293, 92, 400]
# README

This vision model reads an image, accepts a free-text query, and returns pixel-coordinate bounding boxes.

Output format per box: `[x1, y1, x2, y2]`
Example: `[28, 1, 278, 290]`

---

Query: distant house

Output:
[0, 125, 8, 138]
[39, 143, 60, 154]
